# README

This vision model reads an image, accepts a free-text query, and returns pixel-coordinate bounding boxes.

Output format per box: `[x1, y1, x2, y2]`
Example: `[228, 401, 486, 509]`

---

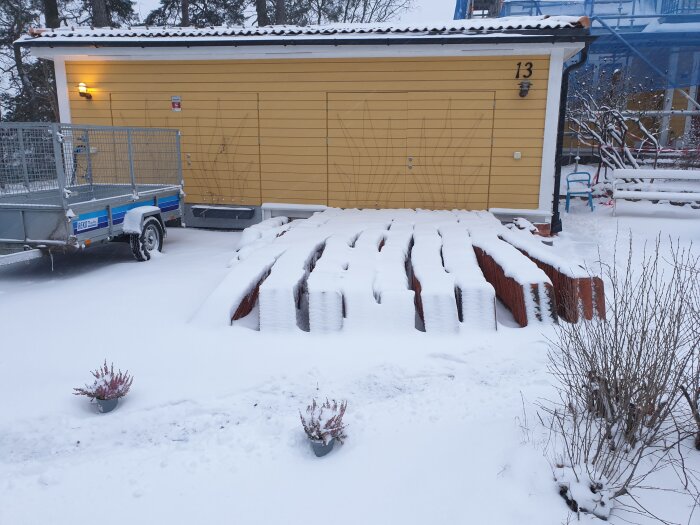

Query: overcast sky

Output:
[130, 0, 458, 26]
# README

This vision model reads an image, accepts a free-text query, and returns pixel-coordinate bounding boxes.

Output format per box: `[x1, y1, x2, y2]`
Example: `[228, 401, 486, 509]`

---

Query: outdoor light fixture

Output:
[78, 83, 92, 99]
[519, 80, 532, 98]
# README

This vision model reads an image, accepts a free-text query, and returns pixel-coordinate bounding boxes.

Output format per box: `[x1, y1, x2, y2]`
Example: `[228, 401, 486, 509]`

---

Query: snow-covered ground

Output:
[1, 200, 699, 525]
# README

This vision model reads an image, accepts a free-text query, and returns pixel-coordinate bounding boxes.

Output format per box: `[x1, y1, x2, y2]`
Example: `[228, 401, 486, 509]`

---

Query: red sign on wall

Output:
[171, 96, 182, 112]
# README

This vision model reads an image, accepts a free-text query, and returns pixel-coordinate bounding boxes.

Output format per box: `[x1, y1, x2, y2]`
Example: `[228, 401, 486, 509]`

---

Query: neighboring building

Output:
[457, 0, 700, 151]
[19, 16, 590, 229]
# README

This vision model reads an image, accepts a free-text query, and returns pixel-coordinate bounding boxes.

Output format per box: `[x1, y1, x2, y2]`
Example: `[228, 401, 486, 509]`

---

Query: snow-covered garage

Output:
[19, 15, 591, 229]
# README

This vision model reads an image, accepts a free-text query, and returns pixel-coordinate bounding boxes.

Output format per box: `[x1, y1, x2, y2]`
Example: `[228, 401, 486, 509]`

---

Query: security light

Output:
[78, 83, 92, 99]
[519, 81, 532, 98]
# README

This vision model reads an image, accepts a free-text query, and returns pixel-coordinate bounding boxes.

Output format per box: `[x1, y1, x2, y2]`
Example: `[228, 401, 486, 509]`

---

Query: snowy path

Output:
[1, 203, 699, 525]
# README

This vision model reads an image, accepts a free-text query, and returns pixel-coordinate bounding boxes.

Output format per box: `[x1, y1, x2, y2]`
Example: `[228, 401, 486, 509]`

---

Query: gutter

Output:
[550, 42, 589, 235]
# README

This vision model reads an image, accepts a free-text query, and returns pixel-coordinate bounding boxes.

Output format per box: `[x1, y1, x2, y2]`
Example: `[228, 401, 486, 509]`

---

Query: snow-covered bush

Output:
[73, 361, 134, 401]
[554, 466, 612, 521]
[299, 398, 348, 445]
[543, 237, 700, 520]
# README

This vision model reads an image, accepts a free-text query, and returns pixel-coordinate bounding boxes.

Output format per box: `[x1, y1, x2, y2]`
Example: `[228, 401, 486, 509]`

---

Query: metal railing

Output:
[0, 123, 182, 207]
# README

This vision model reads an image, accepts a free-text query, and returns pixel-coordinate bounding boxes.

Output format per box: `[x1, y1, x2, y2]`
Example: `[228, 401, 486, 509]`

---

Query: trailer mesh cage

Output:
[0, 123, 182, 207]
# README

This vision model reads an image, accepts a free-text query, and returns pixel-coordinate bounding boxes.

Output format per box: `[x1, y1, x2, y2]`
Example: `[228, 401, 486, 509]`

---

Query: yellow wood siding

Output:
[66, 55, 550, 210]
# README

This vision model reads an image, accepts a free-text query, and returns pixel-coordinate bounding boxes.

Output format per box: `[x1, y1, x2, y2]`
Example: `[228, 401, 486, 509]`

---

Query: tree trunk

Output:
[255, 0, 270, 26]
[181, 0, 190, 26]
[13, 45, 32, 99]
[91, 0, 110, 27]
[43, 0, 60, 28]
[274, 0, 286, 24]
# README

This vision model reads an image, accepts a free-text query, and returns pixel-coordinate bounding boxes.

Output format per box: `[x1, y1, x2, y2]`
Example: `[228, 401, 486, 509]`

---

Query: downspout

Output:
[550, 43, 590, 235]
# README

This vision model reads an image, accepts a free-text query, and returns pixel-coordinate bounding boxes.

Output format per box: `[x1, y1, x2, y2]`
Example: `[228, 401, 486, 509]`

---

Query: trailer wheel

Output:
[130, 216, 164, 262]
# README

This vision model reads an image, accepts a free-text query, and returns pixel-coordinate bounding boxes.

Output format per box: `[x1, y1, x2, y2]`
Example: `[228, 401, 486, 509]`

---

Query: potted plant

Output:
[73, 360, 134, 413]
[299, 398, 347, 457]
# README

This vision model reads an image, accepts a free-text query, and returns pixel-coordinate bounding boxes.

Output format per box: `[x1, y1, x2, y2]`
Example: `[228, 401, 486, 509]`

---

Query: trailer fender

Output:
[123, 206, 166, 237]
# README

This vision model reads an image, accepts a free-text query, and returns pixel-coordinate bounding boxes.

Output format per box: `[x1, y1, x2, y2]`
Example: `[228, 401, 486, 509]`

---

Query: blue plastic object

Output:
[453, 0, 468, 19]
[566, 171, 594, 212]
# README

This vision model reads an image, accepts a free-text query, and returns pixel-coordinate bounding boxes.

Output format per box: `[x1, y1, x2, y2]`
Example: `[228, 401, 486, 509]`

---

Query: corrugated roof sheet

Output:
[19, 15, 589, 45]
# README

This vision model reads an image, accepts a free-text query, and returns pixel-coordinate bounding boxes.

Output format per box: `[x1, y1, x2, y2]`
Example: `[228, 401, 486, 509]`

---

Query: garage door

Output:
[327, 92, 407, 208]
[110, 92, 262, 206]
[328, 91, 495, 210]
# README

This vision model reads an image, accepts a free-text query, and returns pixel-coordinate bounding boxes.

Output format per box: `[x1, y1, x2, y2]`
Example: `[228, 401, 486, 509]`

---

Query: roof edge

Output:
[17, 15, 592, 49]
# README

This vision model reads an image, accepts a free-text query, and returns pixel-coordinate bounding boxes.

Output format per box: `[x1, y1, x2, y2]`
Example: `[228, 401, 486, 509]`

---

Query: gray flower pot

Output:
[311, 438, 335, 457]
[96, 398, 118, 413]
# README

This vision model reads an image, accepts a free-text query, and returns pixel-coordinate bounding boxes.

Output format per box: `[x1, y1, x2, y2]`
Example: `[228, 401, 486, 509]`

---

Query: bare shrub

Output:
[543, 236, 700, 519]
[680, 262, 700, 450]
[568, 67, 664, 172]
[299, 398, 348, 445]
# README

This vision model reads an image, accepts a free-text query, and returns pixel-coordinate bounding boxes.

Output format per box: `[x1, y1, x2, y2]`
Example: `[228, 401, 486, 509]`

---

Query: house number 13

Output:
[515, 62, 533, 79]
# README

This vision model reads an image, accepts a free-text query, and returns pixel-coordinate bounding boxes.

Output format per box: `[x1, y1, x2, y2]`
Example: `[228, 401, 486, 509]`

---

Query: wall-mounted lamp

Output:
[78, 83, 92, 99]
[518, 80, 532, 98]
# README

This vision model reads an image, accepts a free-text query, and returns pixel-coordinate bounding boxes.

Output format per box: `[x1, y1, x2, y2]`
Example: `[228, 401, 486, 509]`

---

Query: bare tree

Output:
[253, 0, 412, 27]
[568, 67, 664, 172]
[336, 0, 412, 23]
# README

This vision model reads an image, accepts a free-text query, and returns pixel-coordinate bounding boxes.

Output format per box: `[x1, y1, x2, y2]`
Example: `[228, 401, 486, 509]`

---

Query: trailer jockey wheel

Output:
[130, 217, 164, 262]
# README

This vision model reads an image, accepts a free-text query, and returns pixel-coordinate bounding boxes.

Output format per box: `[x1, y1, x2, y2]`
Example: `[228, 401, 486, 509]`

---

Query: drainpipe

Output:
[550, 44, 590, 235]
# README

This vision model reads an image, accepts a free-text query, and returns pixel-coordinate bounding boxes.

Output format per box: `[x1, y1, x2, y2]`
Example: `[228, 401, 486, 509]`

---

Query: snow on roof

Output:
[18, 15, 590, 47]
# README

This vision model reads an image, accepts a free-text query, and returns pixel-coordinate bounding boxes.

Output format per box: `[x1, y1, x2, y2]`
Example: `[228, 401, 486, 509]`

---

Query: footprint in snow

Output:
[429, 352, 468, 364]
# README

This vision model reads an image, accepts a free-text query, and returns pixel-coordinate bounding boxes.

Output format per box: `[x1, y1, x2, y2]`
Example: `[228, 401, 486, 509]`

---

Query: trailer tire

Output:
[130, 216, 164, 262]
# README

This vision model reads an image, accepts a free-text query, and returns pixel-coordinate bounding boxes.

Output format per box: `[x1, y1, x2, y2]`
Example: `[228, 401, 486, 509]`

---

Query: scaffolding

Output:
[455, 0, 700, 149]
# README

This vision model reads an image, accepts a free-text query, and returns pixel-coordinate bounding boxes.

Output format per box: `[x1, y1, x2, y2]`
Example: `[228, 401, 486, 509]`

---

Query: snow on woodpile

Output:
[306, 224, 374, 332]
[470, 233, 555, 327]
[192, 243, 287, 327]
[500, 228, 588, 279]
[195, 208, 600, 332]
[258, 237, 327, 332]
[411, 225, 460, 333]
[233, 216, 289, 261]
[439, 224, 497, 330]
[500, 227, 605, 322]
[306, 218, 415, 332]
[373, 225, 416, 332]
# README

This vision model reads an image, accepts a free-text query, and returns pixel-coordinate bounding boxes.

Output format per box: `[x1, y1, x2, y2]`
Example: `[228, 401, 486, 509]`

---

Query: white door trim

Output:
[53, 57, 72, 123]
[539, 47, 565, 212]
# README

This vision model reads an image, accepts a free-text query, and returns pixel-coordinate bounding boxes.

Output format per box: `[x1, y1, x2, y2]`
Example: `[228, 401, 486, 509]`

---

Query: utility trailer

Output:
[0, 123, 183, 261]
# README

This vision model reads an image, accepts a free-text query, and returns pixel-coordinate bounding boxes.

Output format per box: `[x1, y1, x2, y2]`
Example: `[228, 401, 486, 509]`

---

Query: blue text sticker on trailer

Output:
[73, 195, 180, 235]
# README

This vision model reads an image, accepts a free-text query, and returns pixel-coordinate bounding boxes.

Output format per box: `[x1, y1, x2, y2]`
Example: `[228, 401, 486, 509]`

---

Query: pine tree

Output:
[42, 0, 60, 28]
[145, 0, 246, 26]
[59, 0, 135, 27]
[0, 0, 58, 121]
